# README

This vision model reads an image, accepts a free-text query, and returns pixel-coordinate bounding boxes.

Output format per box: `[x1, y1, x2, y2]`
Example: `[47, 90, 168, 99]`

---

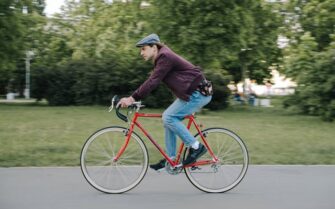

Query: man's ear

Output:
[154, 44, 159, 51]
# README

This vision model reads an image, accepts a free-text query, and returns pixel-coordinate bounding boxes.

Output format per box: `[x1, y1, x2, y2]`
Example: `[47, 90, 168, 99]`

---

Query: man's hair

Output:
[148, 42, 164, 49]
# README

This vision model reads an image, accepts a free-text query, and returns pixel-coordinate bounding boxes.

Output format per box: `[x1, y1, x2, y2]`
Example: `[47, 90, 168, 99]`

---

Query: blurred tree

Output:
[149, 0, 282, 83]
[0, 0, 45, 95]
[32, 0, 164, 106]
[27, 0, 283, 109]
[0, 0, 24, 95]
[147, 0, 281, 108]
[282, 0, 334, 50]
[284, 33, 335, 121]
[294, 0, 334, 50]
[282, 0, 335, 121]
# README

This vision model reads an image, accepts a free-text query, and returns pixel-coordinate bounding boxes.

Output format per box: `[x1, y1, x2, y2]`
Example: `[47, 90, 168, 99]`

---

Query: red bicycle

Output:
[80, 96, 249, 193]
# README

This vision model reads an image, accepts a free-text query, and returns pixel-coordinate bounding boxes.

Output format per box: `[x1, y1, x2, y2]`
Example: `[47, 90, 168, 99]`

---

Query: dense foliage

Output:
[282, 0, 335, 121]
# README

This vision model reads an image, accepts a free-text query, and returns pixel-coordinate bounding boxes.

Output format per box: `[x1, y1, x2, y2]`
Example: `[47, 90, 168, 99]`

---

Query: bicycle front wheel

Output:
[80, 126, 148, 194]
[184, 128, 249, 193]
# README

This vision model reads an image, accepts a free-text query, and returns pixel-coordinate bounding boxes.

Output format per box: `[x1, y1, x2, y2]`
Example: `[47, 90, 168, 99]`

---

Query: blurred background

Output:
[0, 0, 334, 166]
[1, 0, 334, 120]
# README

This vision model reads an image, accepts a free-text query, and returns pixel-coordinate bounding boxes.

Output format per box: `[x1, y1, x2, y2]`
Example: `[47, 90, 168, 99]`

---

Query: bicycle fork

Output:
[112, 128, 132, 162]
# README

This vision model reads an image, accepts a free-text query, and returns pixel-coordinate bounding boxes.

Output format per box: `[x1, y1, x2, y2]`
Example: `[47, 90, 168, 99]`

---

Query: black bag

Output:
[198, 79, 213, 96]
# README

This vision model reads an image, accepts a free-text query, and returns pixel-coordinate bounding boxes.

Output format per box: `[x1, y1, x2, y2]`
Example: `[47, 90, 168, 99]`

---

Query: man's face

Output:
[140, 45, 157, 61]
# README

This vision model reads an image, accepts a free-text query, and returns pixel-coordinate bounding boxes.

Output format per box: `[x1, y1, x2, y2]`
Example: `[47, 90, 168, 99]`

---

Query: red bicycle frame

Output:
[113, 112, 219, 168]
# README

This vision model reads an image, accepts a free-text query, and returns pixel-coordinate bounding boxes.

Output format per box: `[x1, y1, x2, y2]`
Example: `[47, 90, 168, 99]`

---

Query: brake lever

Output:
[109, 95, 118, 112]
[108, 104, 114, 112]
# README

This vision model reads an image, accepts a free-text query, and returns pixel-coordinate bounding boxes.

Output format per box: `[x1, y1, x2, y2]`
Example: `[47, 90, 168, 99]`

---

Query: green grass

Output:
[0, 97, 334, 167]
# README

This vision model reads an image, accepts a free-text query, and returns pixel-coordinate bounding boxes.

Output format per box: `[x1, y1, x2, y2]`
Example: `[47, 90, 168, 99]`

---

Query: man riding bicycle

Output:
[118, 33, 213, 171]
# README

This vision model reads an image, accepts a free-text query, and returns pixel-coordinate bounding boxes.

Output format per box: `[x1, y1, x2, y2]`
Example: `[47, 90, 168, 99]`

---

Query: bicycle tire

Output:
[184, 128, 249, 193]
[80, 126, 148, 194]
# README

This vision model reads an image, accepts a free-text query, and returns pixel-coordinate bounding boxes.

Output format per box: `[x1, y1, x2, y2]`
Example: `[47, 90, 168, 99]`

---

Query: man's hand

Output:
[117, 96, 135, 108]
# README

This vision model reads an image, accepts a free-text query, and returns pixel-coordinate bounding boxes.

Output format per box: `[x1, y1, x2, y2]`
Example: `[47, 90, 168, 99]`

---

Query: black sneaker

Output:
[182, 143, 207, 166]
[149, 159, 166, 171]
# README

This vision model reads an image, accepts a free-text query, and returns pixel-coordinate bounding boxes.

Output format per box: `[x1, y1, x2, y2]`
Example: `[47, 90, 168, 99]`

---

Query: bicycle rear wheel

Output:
[184, 128, 249, 193]
[80, 126, 148, 194]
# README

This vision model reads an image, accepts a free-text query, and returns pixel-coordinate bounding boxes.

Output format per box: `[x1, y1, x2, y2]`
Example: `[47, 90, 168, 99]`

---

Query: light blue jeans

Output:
[162, 91, 212, 158]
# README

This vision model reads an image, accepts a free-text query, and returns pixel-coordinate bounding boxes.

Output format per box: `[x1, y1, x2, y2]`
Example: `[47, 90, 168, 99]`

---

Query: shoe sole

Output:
[149, 159, 167, 172]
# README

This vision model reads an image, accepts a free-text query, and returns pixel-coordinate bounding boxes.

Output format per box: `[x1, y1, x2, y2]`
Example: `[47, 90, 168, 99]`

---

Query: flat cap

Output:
[135, 33, 160, 47]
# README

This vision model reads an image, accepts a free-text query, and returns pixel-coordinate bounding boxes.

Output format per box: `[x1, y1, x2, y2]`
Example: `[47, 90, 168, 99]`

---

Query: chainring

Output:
[165, 162, 183, 175]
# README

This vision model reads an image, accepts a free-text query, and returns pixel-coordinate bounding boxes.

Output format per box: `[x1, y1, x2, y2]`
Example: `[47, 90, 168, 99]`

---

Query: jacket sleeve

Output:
[131, 54, 173, 100]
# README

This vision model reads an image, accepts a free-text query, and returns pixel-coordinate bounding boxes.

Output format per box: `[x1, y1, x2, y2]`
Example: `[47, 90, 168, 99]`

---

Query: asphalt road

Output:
[0, 166, 334, 209]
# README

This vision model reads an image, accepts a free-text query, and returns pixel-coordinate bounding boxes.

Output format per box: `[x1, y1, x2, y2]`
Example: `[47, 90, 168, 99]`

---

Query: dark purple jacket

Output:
[131, 46, 204, 101]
